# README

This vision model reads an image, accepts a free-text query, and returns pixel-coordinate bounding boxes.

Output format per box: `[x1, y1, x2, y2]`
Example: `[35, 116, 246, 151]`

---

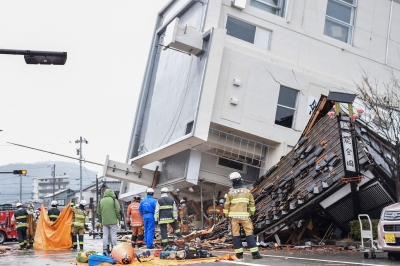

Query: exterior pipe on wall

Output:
[385, 0, 394, 65]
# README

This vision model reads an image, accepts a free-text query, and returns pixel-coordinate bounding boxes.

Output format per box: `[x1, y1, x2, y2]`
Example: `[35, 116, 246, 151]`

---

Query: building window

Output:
[275, 86, 298, 128]
[217, 157, 246, 172]
[226, 16, 271, 50]
[324, 0, 356, 43]
[57, 199, 65, 206]
[250, 0, 287, 17]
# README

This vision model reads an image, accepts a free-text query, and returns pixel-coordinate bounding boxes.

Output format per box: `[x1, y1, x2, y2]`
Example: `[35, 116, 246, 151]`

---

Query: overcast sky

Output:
[0, 0, 169, 174]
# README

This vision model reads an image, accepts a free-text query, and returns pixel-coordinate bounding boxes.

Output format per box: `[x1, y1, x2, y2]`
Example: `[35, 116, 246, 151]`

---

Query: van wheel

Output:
[0, 231, 6, 244]
[364, 252, 369, 258]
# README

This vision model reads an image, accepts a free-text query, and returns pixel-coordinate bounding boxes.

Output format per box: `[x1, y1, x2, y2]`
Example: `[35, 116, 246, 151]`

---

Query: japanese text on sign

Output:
[340, 121, 356, 172]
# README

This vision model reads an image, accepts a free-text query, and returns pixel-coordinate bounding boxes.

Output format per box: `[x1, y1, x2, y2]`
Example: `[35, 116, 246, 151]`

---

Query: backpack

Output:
[88, 254, 117, 266]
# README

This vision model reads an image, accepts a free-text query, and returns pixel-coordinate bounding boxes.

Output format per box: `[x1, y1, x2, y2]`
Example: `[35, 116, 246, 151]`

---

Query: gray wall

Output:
[134, 1, 209, 157]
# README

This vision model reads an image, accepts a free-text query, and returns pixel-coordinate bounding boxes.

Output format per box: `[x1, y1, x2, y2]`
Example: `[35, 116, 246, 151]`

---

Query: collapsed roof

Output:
[251, 95, 396, 237]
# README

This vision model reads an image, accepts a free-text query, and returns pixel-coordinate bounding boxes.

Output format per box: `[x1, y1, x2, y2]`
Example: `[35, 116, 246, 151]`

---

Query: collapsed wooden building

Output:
[203, 95, 397, 245]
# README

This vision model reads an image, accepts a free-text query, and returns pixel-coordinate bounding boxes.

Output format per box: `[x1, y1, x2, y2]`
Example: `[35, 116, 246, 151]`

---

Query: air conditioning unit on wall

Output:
[231, 0, 246, 10]
[163, 18, 203, 56]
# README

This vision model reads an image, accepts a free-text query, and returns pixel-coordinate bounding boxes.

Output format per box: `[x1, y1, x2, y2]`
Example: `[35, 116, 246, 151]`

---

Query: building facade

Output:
[32, 175, 70, 200]
[114, 0, 400, 201]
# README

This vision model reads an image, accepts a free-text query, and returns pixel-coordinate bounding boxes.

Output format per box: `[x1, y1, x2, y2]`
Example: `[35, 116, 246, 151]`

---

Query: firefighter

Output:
[26, 203, 36, 248]
[126, 194, 144, 248]
[48, 200, 60, 222]
[139, 188, 157, 249]
[224, 172, 262, 260]
[178, 199, 189, 234]
[154, 187, 182, 247]
[11, 202, 33, 249]
[71, 200, 88, 250]
[205, 199, 224, 227]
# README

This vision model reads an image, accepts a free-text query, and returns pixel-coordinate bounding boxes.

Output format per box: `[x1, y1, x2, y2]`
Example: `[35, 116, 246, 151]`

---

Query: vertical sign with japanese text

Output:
[340, 121, 356, 173]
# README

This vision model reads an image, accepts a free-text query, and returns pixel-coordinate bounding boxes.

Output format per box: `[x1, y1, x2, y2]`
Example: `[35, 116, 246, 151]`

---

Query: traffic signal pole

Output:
[20, 174, 22, 202]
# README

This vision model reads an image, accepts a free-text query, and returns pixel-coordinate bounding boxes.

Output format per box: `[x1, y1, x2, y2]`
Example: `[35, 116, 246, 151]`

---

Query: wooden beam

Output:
[151, 166, 159, 189]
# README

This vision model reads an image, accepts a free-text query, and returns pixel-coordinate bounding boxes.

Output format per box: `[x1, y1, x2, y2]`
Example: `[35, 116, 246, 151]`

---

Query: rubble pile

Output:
[199, 97, 395, 246]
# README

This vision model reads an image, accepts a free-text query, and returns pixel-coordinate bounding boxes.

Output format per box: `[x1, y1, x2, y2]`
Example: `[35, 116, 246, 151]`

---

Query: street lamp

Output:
[0, 49, 67, 65]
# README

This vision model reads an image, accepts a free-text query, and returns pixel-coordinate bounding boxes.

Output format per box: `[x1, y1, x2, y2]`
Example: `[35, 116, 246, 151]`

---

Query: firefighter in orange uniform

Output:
[126, 194, 144, 248]
[205, 199, 224, 227]
[178, 199, 190, 234]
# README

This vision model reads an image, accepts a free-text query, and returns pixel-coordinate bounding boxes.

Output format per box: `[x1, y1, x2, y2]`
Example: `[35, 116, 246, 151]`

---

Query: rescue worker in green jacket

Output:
[11, 202, 33, 249]
[224, 172, 262, 260]
[48, 200, 60, 222]
[71, 200, 88, 250]
[154, 187, 182, 247]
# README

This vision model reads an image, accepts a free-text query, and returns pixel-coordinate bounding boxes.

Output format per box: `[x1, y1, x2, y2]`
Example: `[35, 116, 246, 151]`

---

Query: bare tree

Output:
[356, 70, 400, 202]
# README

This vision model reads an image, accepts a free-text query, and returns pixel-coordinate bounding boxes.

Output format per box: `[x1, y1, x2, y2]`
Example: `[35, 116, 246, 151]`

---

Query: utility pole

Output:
[19, 174, 22, 202]
[52, 164, 56, 201]
[75, 136, 88, 202]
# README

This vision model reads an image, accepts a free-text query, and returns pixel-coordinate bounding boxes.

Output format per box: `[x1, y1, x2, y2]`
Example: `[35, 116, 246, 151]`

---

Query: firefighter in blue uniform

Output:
[48, 200, 60, 222]
[154, 187, 182, 247]
[11, 202, 33, 249]
[139, 188, 157, 249]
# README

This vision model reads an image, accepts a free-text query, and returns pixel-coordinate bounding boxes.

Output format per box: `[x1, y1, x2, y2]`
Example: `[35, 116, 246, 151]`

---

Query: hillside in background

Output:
[0, 161, 99, 203]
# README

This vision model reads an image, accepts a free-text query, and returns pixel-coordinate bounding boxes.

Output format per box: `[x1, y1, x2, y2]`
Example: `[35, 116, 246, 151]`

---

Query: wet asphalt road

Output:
[1, 234, 400, 266]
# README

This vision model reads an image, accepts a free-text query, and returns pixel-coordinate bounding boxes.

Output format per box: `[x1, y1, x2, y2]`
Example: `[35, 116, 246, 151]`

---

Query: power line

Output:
[7, 142, 103, 166]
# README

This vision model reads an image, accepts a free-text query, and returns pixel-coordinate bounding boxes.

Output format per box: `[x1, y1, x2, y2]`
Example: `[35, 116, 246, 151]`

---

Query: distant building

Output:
[32, 175, 70, 200]
[75, 180, 122, 204]
[43, 189, 76, 209]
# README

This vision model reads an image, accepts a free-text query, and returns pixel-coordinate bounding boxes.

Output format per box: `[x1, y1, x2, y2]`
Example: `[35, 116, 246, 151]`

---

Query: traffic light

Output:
[13, 170, 27, 175]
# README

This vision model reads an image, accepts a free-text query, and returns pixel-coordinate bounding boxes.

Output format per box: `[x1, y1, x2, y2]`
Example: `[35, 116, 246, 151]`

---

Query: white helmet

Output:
[229, 172, 242, 181]
[219, 199, 225, 204]
[180, 199, 186, 204]
[16, 202, 23, 207]
[79, 200, 87, 206]
[51, 200, 58, 206]
[146, 188, 154, 194]
[161, 187, 169, 193]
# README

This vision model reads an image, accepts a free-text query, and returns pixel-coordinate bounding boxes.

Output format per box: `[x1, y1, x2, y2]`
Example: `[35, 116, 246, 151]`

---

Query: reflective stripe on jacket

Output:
[155, 194, 177, 224]
[48, 207, 60, 222]
[224, 186, 255, 218]
[127, 201, 143, 226]
[14, 208, 28, 228]
[71, 206, 87, 227]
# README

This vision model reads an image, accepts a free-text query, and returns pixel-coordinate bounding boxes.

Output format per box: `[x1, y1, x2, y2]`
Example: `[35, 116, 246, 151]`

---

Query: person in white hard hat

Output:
[11, 202, 33, 249]
[71, 200, 88, 250]
[48, 200, 60, 222]
[224, 172, 262, 260]
[154, 187, 182, 247]
[178, 199, 190, 234]
[139, 188, 157, 248]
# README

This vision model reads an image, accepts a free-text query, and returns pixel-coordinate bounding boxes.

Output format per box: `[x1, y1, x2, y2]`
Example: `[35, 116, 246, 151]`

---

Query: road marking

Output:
[221, 261, 269, 266]
[259, 254, 391, 266]
[213, 251, 392, 266]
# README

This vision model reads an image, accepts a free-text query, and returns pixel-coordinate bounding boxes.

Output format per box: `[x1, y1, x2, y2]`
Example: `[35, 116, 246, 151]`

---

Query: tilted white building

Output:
[104, 0, 400, 202]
